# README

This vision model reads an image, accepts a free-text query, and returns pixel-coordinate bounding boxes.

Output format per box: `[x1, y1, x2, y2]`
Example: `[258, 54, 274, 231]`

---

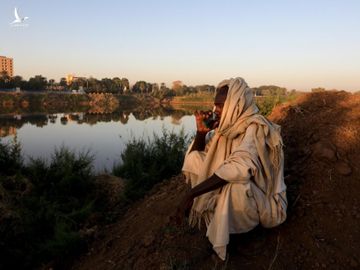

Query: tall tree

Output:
[27, 75, 48, 91]
[112, 77, 123, 94]
[121, 78, 130, 92]
[60, 78, 67, 87]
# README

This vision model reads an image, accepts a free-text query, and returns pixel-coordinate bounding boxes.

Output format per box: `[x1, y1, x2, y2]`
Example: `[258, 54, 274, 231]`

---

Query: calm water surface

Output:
[0, 108, 206, 172]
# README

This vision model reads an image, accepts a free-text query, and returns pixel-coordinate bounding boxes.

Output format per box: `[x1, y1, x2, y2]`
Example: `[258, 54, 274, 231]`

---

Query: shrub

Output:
[0, 136, 23, 176]
[113, 129, 190, 201]
[0, 143, 96, 269]
[256, 91, 301, 116]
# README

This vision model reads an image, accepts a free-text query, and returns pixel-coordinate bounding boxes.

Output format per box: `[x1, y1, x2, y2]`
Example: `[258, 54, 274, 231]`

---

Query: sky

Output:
[1, 0, 359, 91]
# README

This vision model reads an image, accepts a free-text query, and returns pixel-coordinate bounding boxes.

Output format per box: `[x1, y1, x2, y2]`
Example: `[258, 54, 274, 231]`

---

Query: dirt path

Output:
[72, 91, 360, 270]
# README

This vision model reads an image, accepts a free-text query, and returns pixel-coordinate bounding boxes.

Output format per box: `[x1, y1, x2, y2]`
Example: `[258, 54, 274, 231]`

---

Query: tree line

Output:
[0, 71, 291, 98]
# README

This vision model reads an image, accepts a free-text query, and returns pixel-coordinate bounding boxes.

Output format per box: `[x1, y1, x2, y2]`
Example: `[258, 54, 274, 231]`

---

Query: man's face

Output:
[214, 102, 224, 119]
[214, 87, 228, 119]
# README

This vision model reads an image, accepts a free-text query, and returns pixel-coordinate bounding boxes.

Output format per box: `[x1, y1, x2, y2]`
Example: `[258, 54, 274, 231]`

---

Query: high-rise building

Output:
[0, 56, 14, 77]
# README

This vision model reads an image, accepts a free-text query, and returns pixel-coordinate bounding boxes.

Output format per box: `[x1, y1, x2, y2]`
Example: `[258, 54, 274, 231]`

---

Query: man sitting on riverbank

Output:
[177, 77, 287, 260]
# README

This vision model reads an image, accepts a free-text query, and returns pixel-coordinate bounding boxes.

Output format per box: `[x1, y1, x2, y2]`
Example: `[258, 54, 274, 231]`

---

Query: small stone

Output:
[335, 161, 352, 176]
[350, 258, 358, 268]
[312, 141, 337, 161]
[336, 212, 343, 218]
[143, 232, 155, 247]
[297, 208, 305, 217]
[321, 263, 326, 268]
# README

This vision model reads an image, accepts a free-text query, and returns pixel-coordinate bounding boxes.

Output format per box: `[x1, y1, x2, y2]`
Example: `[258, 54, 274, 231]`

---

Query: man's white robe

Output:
[182, 78, 287, 260]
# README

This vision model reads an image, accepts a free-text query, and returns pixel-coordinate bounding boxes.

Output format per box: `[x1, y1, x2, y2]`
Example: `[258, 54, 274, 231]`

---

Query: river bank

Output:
[0, 92, 152, 114]
[0, 91, 296, 117]
[168, 93, 297, 116]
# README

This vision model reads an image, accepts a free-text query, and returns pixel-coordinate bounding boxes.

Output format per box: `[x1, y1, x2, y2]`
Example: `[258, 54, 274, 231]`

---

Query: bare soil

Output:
[72, 91, 360, 270]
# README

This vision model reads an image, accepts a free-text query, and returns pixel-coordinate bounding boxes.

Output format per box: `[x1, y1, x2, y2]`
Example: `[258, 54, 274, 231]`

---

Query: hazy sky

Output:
[1, 0, 359, 91]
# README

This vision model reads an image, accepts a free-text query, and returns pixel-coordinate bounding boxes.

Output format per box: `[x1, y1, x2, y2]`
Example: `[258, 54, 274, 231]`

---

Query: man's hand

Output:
[173, 174, 228, 226]
[195, 110, 216, 133]
[175, 193, 194, 225]
[190, 110, 220, 153]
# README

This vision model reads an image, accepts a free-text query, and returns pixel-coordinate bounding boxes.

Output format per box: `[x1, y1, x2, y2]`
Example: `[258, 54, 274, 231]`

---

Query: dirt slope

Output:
[72, 91, 360, 270]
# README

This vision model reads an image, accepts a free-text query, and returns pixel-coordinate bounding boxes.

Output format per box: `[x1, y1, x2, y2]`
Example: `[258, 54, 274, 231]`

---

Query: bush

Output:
[0, 131, 190, 269]
[256, 95, 282, 116]
[256, 93, 299, 116]
[0, 143, 96, 269]
[113, 129, 190, 201]
[0, 136, 23, 176]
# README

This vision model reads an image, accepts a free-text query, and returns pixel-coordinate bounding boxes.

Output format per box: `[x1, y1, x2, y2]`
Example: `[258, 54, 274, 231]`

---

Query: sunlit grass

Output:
[113, 128, 190, 201]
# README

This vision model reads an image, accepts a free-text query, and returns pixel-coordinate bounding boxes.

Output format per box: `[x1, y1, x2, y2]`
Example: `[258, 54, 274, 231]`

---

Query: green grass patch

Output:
[171, 92, 214, 103]
[256, 92, 299, 116]
[113, 129, 190, 201]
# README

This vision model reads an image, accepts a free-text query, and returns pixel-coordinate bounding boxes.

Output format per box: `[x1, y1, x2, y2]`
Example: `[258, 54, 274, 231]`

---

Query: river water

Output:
[0, 106, 211, 172]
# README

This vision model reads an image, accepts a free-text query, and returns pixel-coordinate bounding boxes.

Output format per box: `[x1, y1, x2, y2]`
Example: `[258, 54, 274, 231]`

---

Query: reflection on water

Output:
[0, 104, 212, 172]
